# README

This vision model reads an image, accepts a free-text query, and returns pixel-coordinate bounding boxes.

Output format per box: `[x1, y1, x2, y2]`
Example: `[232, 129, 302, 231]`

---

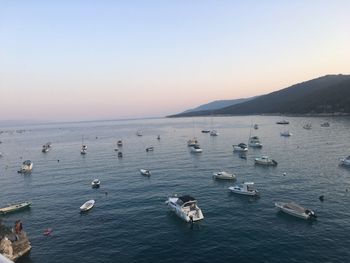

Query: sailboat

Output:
[210, 115, 218, 136]
[81, 136, 87, 154]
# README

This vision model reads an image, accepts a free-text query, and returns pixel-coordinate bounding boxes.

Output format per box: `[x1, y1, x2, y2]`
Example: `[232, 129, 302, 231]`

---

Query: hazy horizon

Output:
[1, 1, 349, 122]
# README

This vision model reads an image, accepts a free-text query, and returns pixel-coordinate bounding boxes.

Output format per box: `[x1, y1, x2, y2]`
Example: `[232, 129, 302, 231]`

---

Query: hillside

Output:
[169, 74, 350, 117]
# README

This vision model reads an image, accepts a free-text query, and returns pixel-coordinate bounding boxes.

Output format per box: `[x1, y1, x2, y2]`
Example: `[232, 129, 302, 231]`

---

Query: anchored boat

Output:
[255, 156, 277, 166]
[275, 202, 317, 220]
[213, 171, 236, 180]
[0, 201, 32, 214]
[229, 182, 259, 196]
[80, 200, 95, 212]
[165, 195, 204, 222]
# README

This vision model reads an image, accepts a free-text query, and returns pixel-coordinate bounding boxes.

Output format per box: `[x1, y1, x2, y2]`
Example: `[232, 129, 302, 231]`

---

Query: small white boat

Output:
[190, 144, 203, 153]
[339, 156, 350, 167]
[165, 195, 204, 222]
[275, 202, 317, 220]
[303, 123, 312, 130]
[213, 171, 236, 180]
[136, 131, 142, 136]
[42, 144, 50, 153]
[201, 129, 210, 133]
[81, 146, 87, 155]
[253, 124, 258, 129]
[140, 169, 151, 176]
[117, 140, 123, 146]
[80, 200, 95, 212]
[18, 160, 33, 173]
[280, 131, 292, 137]
[249, 136, 262, 148]
[276, 120, 289, 125]
[229, 182, 259, 196]
[210, 130, 218, 136]
[0, 201, 32, 214]
[255, 156, 277, 166]
[321, 122, 330, 127]
[146, 146, 154, 152]
[187, 138, 198, 147]
[91, 179, 101, 188]
[233, 143, 248, 152]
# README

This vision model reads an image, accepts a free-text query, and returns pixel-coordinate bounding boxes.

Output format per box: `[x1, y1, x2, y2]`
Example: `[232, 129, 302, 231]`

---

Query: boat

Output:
[140, 169, 151, 176]
[81, 136, 87, 154]
[0, 201, 32, 214]
[201, 129, 210, 133]
[91, 179, 101, 188]
[255, 156, 277, 166]
[229, 182, 259, 196]
[233, 143, 248, 152]
[321, 122, 330, 127]
[43, 228, 53, 236]
[136, 130, 142, 136]
[210, 130, 218, 136]
[276, 120, 289, 125]
[80, 200, 95, 212]
[253, 124, 258, 130]
[157, 135, 161, 140]
[117, 140, 123, 146]
[42, 144, 50, 153]
[248, 136, 263, 148]
[280, 131, 292, 137]
[339, 156, 350, 167]
[187, 138, 198, 147]
[303, 123, 312, 130]
[146, 146, 154, 152]
[118, 152, 123, 158]
[275, 202, 317, 220]
[165, 195, 204, 222]
[17, 160, 33, 173]
[213, 171, 236, 180]
[190, 144, 203, 153]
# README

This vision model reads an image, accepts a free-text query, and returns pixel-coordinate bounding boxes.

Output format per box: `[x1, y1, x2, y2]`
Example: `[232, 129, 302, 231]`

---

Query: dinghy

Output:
[80, 200, 95, 212]
[140, 169, 151, 176]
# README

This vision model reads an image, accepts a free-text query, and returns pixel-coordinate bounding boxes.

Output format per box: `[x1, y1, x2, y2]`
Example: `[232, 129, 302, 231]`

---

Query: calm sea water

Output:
[0, 116, 350, 263]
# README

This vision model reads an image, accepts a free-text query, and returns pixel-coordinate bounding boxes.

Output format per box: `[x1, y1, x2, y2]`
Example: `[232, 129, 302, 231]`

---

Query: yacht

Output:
[117, 140, 123, 146]
[210, 130, 218, 136]
[213, 171, 236, 180]
[190, 144, 203, 153]
[229, 182, 259, 196]
[233, 143, 248, 152]
[165, 195, 204, 222]
[80, 200, 95, 212]
[249, 136, 263, 148]
[187, 138, 198, 147]
[18, 160, 33, 173]
[42, 144, 50, 153]
[339, 156, 350, 167]
[280, 131, 292, 137]
[81, 145, 87, 155]
[321, 122, 330, 127]
[91, 179, 101, 188]
[140, 169, 151, 176]
[276, 120, 289, 125]
[303, 123, 312, 130]
[255, 156, 277, 166]
[275, 202, 317, 220]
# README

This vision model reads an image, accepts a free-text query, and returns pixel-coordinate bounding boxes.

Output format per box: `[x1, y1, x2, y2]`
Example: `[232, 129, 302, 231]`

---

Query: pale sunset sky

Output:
[0, 0, 349, 121]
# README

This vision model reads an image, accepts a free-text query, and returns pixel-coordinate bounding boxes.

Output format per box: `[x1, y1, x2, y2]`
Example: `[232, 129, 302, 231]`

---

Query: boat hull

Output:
[0, 202, 32, 214]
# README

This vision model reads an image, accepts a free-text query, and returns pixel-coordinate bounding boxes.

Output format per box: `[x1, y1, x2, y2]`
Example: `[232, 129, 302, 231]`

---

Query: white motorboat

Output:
[213, 171, 236, 180]
[210, 130, 218, 136]
[165, 195, 204, 222]
[190, 144, 203, 153]
[18, 160, 33, 173]
[42, 144, 50, 153]
[146, 146, 154, 152]
[80, 200, 95, 212]
[91, 179, 101, 188]
[118, 152, 123, 158]
[253, 124, 258, 129]
[280, 131, 292, 137]
[233, 143, 248, 152]
[275, 202, 317, 220]
[201, 129, 210, 133]
[229, 182, 259, 196]
[321, 122, 330, 127]
[249, 136, 263, 148]
[136, 130, 142, 136]
[339, 156, 350, 167]
[140, 169, 151, 176]
[117, 140, 123, 146]
[81, 136, 87, 154]
[276, 120, 289, 125]
[0, 201, 32, 214]
[187, 138, 198, 147]
[255, 156, 277, 166]
[303, 123, 312, 130]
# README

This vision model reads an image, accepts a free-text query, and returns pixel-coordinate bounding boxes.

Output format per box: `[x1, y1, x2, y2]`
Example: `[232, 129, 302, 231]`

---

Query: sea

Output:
[0, 116, 349, 263]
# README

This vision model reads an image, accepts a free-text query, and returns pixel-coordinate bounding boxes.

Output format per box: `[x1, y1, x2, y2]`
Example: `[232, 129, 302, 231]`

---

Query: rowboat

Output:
[0, 201, 32, 214]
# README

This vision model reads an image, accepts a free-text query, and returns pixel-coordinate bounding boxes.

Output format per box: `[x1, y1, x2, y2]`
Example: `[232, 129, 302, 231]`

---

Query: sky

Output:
[0, 0, 349, 122]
